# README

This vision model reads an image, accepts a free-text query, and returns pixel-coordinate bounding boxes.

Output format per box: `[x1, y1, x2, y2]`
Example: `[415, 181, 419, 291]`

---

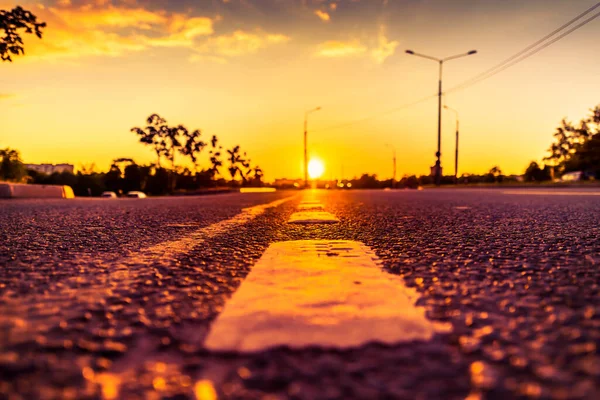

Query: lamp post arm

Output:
[443, 50, 477, 62]
[405, 51, 441, 62]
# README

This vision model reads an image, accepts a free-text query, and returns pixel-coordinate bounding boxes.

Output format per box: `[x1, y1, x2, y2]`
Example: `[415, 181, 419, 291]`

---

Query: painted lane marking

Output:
[204, 240, 450, 352]
[141, 196, 295, 261]
[503, 190, 600, 196]
[239, 187, 276, 193]
[0, 195, 298, 342]
[297, 202, 325, 210]
[288, 211, 339, 224]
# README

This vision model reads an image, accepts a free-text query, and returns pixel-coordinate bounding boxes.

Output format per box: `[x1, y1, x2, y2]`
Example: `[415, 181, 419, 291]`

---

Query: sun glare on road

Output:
[308, 158, 325, 180]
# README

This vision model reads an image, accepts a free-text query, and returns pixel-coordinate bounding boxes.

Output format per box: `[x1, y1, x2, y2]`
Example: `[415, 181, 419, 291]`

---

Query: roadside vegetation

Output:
[541, 105, 600, 180]
[0, 113, 267, 196]
[1, 6, 45, 62]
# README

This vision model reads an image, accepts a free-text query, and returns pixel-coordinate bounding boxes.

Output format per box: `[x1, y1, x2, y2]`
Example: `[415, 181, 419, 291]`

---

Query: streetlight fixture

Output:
[444, 105, 459, 183]
[384, 143, 397, 187]
[405, 49, 477, 185]
[304, 106, 321, 188]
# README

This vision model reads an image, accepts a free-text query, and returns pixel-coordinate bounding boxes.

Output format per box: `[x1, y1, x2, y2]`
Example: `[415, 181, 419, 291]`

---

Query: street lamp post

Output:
[385, 143, 397, 187]
[405, 49, 477, 186]
[304, 106, 321, 188]
[444, 105, 460, 183]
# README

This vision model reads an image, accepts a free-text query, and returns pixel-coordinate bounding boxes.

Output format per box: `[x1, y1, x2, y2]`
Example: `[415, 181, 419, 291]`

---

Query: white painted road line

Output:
[141, 196, 296, 261]
[204, 240, 450, 352]
[288, 211, 339, 224]
[298, 203, 325, 210]
[503, 190, 600, 196]
[0, 195, 298, 342]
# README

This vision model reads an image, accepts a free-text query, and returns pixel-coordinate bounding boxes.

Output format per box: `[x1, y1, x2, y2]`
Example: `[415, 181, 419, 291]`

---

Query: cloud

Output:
[195, 30, 290, 57]
[13, 2, 289, 62]
[314, 10, 330, 22]
[16, 3, 172, 60]
[315, 40, 367, 58]
[52, 4, 167, 30]
[371, 25, 398, 64]
[315, 26, 398, 64]
[147, 17, 214, 47]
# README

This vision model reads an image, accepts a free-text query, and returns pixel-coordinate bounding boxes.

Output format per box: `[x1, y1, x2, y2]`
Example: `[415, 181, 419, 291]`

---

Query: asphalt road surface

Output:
[1, 188, 600, 399]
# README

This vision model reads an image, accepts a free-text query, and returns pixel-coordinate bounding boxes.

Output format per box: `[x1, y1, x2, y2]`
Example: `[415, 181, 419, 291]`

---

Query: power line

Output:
[312, 94, 437, 133]
[311, 2, 600, 133]
[446, 3, 600, 94]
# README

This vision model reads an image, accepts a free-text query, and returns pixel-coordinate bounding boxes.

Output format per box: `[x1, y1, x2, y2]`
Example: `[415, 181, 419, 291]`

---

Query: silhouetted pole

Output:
[304, 106, 321, 188]
[385, 143, 396, 187]
[405, 49, 477, 186]
[455, 122, 459, 184]
[444, 105, 460, 183]
[437, 60, 443, 186]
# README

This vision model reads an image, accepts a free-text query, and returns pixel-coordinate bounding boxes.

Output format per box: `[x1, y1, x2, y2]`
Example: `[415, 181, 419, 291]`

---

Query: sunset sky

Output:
[2, 0, 600, 180]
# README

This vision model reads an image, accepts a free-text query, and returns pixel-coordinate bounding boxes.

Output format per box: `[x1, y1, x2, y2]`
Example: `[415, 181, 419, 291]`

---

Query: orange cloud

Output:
[316, 26, 398, 64]
[195, 30, 290, 58]
[147, 17, 214, 47]
[51, 5, 167, 30]
[315, 10, 330, 22]
[371, 25, 398, 64]
[315, 40, 367, 58]
[14, 5, 148, 60]
[14, 3, 290, 62]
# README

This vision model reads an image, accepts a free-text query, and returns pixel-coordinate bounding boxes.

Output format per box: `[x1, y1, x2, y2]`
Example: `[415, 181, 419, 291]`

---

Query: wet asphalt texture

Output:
[1, 189, 599, 399]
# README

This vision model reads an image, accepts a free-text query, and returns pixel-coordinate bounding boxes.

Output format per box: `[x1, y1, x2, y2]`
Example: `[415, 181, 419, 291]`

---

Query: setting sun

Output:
[308, 158, 325, 180]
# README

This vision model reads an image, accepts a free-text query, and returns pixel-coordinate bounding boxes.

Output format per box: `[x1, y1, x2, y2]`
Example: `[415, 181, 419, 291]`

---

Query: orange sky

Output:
[2, 0, 600, 181]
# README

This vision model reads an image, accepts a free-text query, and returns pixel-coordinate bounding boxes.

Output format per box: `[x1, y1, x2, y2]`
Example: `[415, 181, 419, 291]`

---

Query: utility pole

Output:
[303, 107, 321, 188]
[405, 49, 477, 186]
[436, 60, 443, 186]
[455, 122, 459, 183]
[444, 105, 460, 183]
[385, 144, 397, 187]
[393, 149, 397, 185]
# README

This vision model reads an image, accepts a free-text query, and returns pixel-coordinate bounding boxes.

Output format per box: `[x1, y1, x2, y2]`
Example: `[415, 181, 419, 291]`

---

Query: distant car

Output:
[561, 171, 583, 182]
[101, 191, 117, 198]
[126, 191, 147, 198]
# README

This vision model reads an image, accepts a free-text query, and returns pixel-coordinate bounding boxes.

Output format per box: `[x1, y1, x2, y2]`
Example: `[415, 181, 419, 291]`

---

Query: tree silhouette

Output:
[111, 158, 135, 171]
[563, 133, 600, 177]
[543, 105, 600, 178]
[1, 6, 46, 62]
[544, 119, 574, 169]
[164, 125, 184, 168]
[486, 166, 503, 183]
[208, 135, 223, 178]
[252, 166, 263, 181]
[524, 161, 551, 182]
[227, 145, 246, 180]
[78, 163, 96, 175]
[591, 106, 600, 125]
[132, 115, 208, 171]
[0, 148, 27, 181]
[104, 164, 123, 193]
[131, 114, 170, 167]
[227, 146, 239, 180]
[179, 128, 206, 169]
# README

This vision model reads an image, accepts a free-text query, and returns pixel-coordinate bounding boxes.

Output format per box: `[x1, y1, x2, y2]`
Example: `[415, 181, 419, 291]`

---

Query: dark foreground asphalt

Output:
[1, 189, 599, 399]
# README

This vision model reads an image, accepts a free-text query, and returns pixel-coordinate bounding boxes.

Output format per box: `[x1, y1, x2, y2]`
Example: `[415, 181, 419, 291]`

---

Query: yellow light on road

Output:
[308, 158, 325, 180]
